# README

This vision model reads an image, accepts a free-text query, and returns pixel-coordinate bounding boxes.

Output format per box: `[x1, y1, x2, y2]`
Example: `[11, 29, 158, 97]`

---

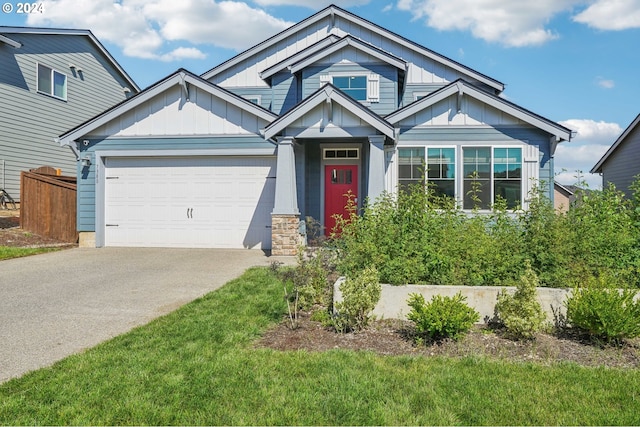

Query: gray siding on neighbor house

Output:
[0, 33, 132, 199]
[601, 125, 640, 198]
[302, 63, 398, 116]
[76, 136, 275, 231]
[397, 126, 554, 199]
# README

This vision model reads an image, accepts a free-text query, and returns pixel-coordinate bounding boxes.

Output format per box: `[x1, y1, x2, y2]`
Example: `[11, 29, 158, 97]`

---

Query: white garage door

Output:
[104, 156, 275, 249]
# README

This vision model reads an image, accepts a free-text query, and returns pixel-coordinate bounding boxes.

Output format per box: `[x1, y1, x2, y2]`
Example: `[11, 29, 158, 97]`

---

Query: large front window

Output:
[398, 146, 523, 209]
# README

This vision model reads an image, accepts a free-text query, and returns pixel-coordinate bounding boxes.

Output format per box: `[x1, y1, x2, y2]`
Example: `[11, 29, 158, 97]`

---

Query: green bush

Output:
[333, 266, 381, 333]
[494, 261, 547, 339]
[565, 277, 640, 344]
[333, 177, 640, 288]
[407, 292, 479, 341]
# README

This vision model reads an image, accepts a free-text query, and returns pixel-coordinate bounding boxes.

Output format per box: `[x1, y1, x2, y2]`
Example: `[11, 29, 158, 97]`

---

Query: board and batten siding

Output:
[601, 124, 640, 198]
[76, 136, 275, 232]
[88, 85, 270, 138]
[210, 14, 496, 95]
[0, 33, 132, 199]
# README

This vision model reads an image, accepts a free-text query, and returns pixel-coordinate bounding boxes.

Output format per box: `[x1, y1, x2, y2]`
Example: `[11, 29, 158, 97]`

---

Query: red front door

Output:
[324, 164, 358, 236]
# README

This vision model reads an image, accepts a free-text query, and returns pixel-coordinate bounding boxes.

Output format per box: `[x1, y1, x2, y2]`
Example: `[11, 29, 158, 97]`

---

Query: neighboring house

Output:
[57, 5, 572, 254]
[553, 182, 575, 213]
[591, 113, 640, 198]
[0, 27, 139, 200]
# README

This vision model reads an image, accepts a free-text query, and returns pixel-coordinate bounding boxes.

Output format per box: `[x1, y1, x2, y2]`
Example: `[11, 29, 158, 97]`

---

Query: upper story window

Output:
[333, 76, 367, 101]
[243, 95, 261, 105]
[321, 73, 379, 103]
[37, 63, 67, 101]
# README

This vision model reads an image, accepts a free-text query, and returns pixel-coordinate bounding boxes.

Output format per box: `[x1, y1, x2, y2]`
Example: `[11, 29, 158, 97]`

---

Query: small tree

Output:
[495, 261, 546, 339]
[333, 266, 381, 333]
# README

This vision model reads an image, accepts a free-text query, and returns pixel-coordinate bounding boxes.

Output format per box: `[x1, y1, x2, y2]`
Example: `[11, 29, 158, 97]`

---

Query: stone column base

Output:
[78, 232, 96, 248]
[271, 214, 302, 256]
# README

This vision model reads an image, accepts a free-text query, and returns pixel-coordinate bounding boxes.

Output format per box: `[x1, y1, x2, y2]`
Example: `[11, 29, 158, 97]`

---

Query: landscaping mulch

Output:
[0, 210, 74, 248]
[257, 311, 640, 369]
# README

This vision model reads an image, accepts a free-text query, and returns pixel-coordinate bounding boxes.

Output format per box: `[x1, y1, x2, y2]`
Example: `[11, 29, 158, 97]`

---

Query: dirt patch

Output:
[257, 311, 640, 368]
[0, 210, 76, 248]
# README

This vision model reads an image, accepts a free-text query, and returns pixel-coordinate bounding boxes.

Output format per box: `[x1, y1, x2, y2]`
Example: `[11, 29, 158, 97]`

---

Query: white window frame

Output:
[37, 63, 67, 101]
[396, 144, 525, 211]
[461, 145, 523, 211]
[320, 72, 380, 103]
[243, 95, 262, 105]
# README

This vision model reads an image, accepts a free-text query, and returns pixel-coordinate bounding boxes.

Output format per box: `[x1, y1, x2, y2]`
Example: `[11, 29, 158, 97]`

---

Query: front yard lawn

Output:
[0, 246, 59, 260]
[1, 267, 639, 425]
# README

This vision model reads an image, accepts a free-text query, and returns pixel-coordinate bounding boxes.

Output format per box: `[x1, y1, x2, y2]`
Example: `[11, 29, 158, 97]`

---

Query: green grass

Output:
[0, 246, 59, 260]
[1, 267, 639, 425]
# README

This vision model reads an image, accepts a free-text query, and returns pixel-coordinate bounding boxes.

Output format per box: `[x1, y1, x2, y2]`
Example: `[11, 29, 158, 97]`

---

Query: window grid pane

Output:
[463, 147, 491, 209]
[427, 148, 455, 198]
[398, 148, 425, 191]
[493, 147, 522, 208]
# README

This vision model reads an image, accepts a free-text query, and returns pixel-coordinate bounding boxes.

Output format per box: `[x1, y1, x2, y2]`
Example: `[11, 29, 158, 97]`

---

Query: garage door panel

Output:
[104, 156, 275, 249]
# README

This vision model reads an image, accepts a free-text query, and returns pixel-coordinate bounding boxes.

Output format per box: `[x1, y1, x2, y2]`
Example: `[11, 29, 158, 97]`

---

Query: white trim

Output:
[59, 71, 278, 146]
[36, 62, 67, 101]
[201, 5, 504, 93]
[319, 142, 362, 227]
[1, 26, 139, 91]
[395, 143, 527, 211]
[0, 34, 21, 48]
[386, 80, 572, 143]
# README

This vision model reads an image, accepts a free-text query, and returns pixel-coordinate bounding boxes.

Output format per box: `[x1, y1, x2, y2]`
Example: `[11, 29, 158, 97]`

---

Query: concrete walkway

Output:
[0, 247, 292, 383]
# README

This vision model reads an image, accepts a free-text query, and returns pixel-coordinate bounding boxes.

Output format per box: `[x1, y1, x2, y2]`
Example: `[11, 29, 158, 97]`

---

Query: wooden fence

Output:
[20, 167, 77, 243]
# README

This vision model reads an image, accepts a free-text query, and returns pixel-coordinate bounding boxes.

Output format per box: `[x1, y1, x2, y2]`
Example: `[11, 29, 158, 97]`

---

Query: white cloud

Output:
[573, 0, 640, 30]
[554, 118, 622, 188]
[252, 0, 369, 7]
[596, 77, 615, 89]
[559, 119, 623, 144]
[396, 0, 580, 47]
[27, 0, 292, 60]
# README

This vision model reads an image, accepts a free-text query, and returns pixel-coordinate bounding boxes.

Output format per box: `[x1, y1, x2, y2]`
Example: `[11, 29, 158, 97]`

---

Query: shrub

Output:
[494, 261, 547, 339]
[333, 266, 381, 333]
[565, 276, 640, 344]
[407, 292, 479, 341]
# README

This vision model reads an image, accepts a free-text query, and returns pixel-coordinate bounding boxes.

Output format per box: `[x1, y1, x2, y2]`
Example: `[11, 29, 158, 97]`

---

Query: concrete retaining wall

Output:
[334, 279, 571, 324]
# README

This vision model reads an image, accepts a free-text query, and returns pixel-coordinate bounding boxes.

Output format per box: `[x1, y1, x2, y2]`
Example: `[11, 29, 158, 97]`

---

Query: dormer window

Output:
[333, 76, 367, 101]
[320, 73, 379, 103]
[37, 63, 67, 101]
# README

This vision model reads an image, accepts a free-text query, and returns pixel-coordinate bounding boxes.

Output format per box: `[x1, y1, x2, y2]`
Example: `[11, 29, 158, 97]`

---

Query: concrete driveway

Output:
[0, 247, 291, 383]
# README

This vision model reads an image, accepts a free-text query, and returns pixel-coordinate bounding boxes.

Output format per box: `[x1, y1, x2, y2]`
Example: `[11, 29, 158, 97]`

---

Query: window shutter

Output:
[367, 73, 380, 102]
[320, 74, 332, 86]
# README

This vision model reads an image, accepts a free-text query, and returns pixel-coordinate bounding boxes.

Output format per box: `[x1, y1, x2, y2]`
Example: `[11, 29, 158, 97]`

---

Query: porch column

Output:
[272, 137, 301, 256]
[367, 135, 386, 202]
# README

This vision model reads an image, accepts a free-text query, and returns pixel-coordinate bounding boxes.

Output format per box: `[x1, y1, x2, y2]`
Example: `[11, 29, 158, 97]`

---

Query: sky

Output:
[2, 0, 639, 189]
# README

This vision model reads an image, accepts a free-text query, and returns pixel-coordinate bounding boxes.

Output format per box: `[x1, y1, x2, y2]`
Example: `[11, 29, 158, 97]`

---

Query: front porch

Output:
[270, 135, 393, 256]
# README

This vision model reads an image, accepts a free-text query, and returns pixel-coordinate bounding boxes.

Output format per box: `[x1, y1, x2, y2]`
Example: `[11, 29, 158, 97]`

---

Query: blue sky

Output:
[2, 0, 639, 188]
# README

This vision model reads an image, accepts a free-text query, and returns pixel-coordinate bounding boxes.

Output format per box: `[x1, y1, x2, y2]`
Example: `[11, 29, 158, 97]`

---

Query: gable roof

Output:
[0, 26, 139, 93]
[201, 4, 504, 93]
[287, 35, 406, 74]
[260, 34, 341, 82]
[264, 83, 394, 140]
[58, 68, 278, 146]
[385, 79, 572, 143]
[0, 34, 21, 48]
[591, 113, 640, 173]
